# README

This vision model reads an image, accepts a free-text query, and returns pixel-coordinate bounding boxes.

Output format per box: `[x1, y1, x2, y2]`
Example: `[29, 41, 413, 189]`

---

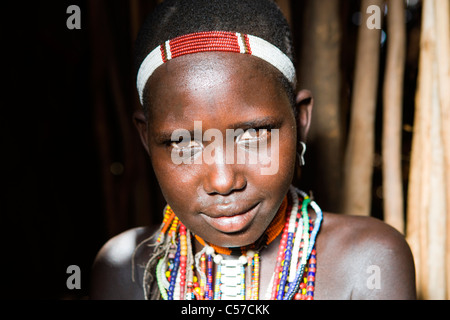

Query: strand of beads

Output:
[289, 202, 305, 280]
[245, 250, 259, 299]
[306, 249, 317, 299]
[239, 263, 246, 299]
[179, 223, 188, 300]
[276, 187, 300, 299]
[246, 252, 254, 298]
[206, 247, 214, 300]
[168, 216, 179, 242]
[156, 206, 175, 243]
[167, 240, 181, 300]
[199, 253, 206, 298]
[213, 254, 223, 300]
[297, 188, 323, 259]
[294, 248, 316, 300]
[156, 259, 168, 300]
[252, 253, 260, 300]
[184, 228, 194, 300]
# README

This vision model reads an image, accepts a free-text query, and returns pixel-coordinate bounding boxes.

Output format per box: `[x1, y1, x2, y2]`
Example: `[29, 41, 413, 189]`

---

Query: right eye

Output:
[171, 140, 203, 158]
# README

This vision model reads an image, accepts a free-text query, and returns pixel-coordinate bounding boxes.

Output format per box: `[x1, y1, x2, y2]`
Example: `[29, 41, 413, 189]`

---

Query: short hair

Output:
[134, 0, 296, 114]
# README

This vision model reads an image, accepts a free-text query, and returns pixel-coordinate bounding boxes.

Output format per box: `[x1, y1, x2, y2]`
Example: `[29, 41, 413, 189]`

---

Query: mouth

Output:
[200, 202, 261, 234]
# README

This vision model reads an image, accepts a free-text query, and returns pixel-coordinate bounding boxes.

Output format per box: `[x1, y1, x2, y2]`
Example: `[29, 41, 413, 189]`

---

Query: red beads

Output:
[179, 223, 187, 300]
[160, 31, 251, 62]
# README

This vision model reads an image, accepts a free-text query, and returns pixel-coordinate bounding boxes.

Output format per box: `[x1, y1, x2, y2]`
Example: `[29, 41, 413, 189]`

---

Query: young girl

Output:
[90, 0, 416, 300]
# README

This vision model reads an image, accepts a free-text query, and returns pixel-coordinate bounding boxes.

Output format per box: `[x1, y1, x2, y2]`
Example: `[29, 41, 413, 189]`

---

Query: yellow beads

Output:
[251, 253, 260, 300]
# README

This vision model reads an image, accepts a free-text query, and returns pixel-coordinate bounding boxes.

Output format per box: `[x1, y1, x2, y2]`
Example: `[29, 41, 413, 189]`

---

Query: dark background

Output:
[2, 0, 421, 299]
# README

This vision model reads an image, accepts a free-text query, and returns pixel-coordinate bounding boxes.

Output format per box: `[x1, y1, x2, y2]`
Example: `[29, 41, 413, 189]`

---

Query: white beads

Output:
[205, 245, 215, 256]
[213, 254, 223, 264]
[238, 255, 248, 266]
[246, 250, 255, 258]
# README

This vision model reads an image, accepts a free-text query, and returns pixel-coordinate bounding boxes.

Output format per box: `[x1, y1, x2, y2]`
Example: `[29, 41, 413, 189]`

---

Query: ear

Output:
[295, 89, 314, 143]
[133, 109, 151, 156]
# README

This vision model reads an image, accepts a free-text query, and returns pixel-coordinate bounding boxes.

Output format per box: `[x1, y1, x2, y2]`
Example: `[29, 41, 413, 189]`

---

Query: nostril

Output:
[203, 164, 247, 196]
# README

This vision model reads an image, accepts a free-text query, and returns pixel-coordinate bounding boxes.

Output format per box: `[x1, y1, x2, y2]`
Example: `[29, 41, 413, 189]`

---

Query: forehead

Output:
[144, 52, 290, 127]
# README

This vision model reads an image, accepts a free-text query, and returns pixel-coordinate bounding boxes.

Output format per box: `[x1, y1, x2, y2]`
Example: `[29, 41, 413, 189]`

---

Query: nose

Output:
[203, 162, 247, 195]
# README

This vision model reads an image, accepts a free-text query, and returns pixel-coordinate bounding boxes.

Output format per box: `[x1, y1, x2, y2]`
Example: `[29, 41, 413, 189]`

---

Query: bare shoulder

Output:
[321, 213, 410, 250]
[90, 226, 157, 300]
[315, 213, 416, 300]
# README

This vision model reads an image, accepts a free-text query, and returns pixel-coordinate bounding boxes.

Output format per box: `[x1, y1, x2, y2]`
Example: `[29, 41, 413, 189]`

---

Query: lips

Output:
[200, 202, 260, 234]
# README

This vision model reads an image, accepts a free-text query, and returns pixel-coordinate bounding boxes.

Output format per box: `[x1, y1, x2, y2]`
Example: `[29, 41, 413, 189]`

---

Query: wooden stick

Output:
[382, 0, 406, 233]
[406, 80, 422, 298]
[342, 0, 383, 215]
[415, 0, 434, 300]
[426, 0, 448, 300]
[407, 0, 448, 299]
[435, 0, 450, 300]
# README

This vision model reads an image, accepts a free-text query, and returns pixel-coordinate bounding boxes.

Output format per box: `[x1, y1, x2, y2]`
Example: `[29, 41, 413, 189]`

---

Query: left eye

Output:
[237, 128, 269, 143]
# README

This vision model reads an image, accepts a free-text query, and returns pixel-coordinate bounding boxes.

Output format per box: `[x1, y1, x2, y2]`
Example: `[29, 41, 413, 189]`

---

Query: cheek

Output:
[150, 153, 225, 235]
[150, 159, 211, 239]
[255, 131, 296, 196]
[257, 121, 296, 174]
[279, 128, 298, 177]
[151, 155, 201, 206]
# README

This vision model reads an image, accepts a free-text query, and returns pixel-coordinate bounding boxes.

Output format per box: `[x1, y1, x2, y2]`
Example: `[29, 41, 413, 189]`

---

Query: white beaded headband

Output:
[136, 31, 297, 105]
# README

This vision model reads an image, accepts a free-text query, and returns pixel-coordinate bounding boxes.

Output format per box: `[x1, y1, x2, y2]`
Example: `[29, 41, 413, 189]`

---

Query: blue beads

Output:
[167, 239, 181, 300]
[277, 232, 295, 300]
[205, 254, 213, 300]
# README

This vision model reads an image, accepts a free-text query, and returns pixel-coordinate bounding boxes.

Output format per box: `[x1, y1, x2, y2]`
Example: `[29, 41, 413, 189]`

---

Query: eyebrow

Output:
[153, 116, 283, 144]
[228, 116, 283, 131]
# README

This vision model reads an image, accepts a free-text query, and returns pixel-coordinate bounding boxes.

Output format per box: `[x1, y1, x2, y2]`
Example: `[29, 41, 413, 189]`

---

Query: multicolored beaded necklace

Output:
[150, 186, 322, 300]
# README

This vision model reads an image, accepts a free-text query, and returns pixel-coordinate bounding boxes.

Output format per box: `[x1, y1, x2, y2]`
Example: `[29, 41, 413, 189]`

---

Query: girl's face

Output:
[137, 52, 302, 247]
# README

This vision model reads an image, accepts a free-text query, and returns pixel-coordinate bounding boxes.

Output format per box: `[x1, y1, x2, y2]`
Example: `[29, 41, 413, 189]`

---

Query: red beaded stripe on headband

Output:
[137, 31, 296, 104]
[160, 31, 249, 62]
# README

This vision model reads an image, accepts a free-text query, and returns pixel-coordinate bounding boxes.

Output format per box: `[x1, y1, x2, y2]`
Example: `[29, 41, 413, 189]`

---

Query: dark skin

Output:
[90, 52, 416, 300]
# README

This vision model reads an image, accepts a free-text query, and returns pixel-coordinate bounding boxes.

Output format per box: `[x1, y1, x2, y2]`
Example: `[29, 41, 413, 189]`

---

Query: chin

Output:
[210, 227, 265, 248]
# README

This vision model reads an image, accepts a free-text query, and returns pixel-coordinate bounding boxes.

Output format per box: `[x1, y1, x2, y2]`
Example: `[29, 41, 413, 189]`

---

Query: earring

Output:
[297, 142, 306, 166]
